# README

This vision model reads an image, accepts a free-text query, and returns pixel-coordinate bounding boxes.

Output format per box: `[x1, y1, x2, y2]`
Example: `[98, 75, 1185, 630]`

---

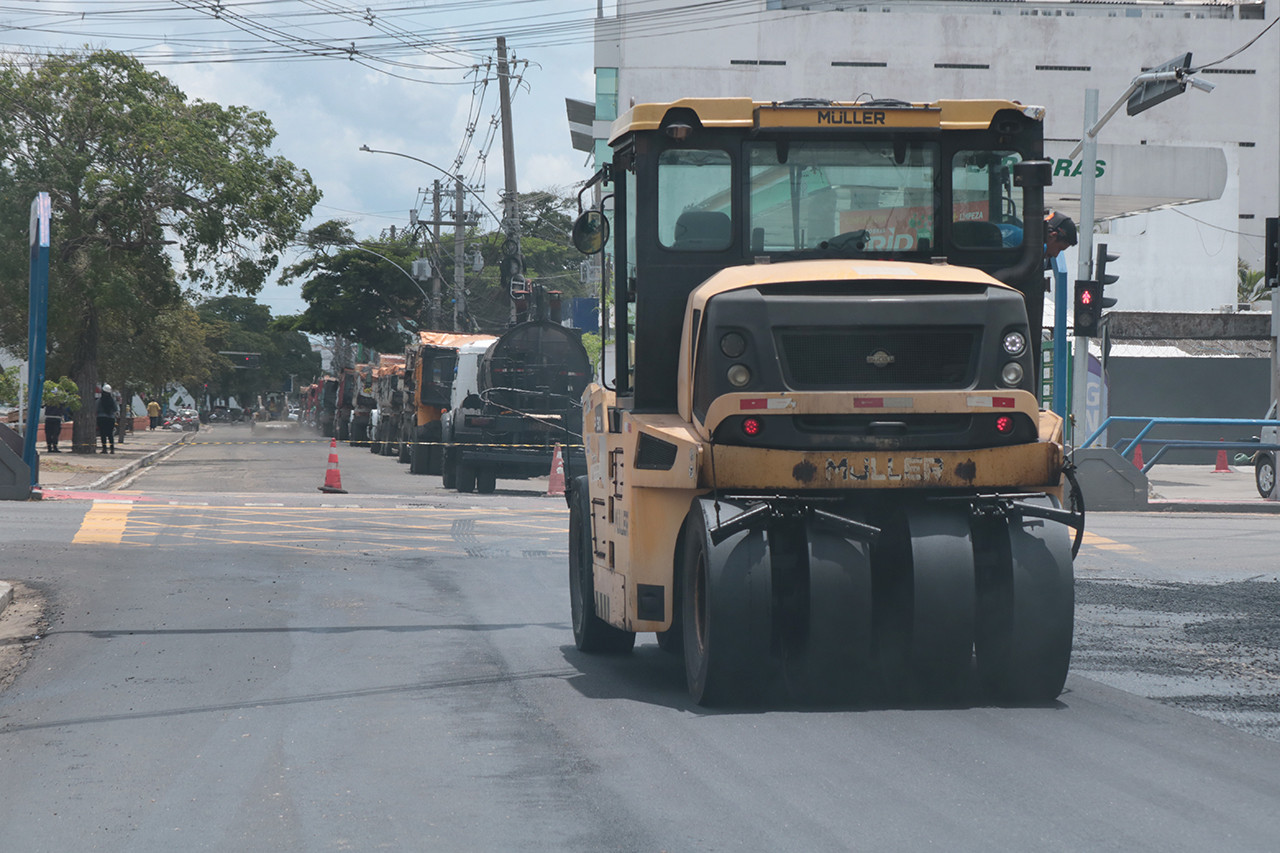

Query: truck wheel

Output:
[398, 432, 411, 463]
[681, 502, 772, 706]
[569, 477, 635, 654]
[1256, 452, 1276, 499]
[441, 448, 457, 489]
[456, 462, 477, 493]
[409, 426, 430, 474]
[477, 469, 497, 494]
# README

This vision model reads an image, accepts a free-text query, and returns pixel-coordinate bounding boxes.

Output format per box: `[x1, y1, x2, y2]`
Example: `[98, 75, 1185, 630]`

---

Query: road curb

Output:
[0, 581, 12, 619]
[1142, 500, 1280, 514]
[86, 434, 192, 491]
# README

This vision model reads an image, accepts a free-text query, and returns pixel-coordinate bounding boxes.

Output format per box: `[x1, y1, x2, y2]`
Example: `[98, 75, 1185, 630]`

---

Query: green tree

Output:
[1239, 260, 1266, 304]
[0, 365, 19, 407]
[43, 377, 80, 411]
[197, 296, 320, 407]
[0, 50, 320, 451]
[281, 221, 423, 351]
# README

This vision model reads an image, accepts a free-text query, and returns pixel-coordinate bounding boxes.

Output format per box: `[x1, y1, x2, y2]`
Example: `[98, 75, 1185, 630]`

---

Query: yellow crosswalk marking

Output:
[1080, 531, 1138, 552]
[72, 501, 135, 545]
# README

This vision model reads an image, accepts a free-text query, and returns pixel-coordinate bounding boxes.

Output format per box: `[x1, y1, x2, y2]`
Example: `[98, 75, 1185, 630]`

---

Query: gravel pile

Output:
[1074, 579, 1280, 741]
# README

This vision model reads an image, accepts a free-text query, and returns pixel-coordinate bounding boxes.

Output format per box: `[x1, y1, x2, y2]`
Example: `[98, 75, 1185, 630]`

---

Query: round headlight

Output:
[720, 332, 747, 358]
[727, 364, 752, 387]
[1002, 331, 1027, 356]
[1000, 361, 1025, 386]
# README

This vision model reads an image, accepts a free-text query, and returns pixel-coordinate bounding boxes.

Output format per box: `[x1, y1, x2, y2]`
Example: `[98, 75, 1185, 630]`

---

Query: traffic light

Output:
[1094, 242, 1119, 310]
[1073, 279, 1103, 337]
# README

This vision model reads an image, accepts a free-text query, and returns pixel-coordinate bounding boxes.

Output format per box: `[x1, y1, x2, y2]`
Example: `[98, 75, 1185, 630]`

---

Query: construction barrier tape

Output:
[166, 439, 585, 449]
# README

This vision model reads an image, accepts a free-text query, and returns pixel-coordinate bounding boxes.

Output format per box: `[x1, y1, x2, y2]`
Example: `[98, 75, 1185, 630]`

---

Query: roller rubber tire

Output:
[477, 468, 497, 494]
[975, 496, 1075, 703]
[783, 519, 873, 704]
[681, 502, 773, 706]
[874, 506, 976, 704]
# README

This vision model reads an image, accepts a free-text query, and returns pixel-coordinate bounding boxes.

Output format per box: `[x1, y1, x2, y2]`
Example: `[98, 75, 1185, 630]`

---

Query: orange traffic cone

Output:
[1132, 442, 1143, 470]
[1213, 439, 1231, 474]
[546, 443, 566, 497]
[318, 437, 348, 493]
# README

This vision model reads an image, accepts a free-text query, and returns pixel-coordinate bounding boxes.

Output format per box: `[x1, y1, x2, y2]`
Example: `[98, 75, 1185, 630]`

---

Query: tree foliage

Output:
[1239, 261, 1266, 305]
[0, 50, 319, 450]
[196, 296, 320, 405]
[286, 190, 592, 346]
[281, 221, 421, 353]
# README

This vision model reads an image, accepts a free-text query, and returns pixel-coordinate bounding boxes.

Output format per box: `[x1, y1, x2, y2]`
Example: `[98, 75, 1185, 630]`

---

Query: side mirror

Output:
[571, 209, 610, 255]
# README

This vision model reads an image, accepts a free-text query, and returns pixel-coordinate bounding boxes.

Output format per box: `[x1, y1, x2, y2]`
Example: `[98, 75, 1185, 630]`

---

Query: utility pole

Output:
[497, 36, 524, 323]
[432, 179, 442, 329]
[454, 177, 466, 331]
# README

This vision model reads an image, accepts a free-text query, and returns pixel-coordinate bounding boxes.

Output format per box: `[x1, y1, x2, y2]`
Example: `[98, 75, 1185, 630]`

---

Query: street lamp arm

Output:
[359, 145, 502, 224]
[1067, 70, 1206, 160]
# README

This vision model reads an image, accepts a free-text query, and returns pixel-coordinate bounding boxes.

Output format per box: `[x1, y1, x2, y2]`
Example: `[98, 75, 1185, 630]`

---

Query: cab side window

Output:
[658, 149, 733, 251]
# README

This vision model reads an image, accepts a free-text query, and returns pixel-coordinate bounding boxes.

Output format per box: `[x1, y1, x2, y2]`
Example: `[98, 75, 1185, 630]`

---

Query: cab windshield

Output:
[747, 139, 938, 256]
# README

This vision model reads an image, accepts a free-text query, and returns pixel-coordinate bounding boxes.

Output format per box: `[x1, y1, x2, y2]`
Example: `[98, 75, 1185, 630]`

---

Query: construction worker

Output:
[1044, 209, 1078, 261]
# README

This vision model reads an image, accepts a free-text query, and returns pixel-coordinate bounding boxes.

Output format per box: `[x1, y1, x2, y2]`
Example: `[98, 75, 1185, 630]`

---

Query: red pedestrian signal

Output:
[1073, 280, 1102, 337]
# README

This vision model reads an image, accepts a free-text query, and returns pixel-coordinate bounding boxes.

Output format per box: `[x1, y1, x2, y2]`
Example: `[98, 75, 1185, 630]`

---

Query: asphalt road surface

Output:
[1, 425, 1279, 851]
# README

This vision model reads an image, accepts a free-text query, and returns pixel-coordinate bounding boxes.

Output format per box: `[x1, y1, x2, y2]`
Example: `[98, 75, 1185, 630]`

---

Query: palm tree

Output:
[1238, 261, 1265, 304]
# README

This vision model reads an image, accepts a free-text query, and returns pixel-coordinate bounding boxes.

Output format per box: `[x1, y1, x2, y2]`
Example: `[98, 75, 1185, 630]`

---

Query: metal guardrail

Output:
[1079, 416, 1280, 475]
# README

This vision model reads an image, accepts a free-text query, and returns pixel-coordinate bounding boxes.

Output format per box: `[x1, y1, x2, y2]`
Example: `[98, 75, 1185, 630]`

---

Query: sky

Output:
[0, 0, 606, 316]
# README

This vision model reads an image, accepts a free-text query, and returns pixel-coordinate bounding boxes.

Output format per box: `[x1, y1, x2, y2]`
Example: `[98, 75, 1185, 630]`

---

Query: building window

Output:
[935, 63, 990, 70]
[1036, 65, 1091, 72]
[832, 60, 887, 67]
[595, 67, 618, 123]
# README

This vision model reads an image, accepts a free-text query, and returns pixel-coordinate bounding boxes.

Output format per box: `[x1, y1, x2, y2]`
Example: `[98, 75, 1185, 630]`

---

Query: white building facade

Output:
[590, 0, 1278, 312]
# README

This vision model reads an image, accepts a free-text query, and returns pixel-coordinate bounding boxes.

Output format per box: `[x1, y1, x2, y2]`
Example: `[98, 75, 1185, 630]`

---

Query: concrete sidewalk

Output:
[32, 423, 191, 493]
[1143, 463, 1280, 513]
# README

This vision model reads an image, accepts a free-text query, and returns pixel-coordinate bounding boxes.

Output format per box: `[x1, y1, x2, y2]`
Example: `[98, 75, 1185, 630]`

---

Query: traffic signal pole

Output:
[1070, 89, 1099, 446]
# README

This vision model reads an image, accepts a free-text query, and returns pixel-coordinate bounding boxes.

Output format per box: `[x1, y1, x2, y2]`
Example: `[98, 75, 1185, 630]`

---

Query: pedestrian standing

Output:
[43, 402, 66, 453]
[147, 398, 161, 430]
[97, 383, 118, 454]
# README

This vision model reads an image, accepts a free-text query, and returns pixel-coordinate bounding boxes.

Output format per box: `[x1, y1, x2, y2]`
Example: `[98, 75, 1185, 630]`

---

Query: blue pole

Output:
[24, 192, 50, 488]
[1051, 255, 1068, 418]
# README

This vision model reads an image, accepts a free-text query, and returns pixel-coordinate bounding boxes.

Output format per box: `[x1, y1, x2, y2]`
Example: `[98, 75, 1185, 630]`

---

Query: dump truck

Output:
[403, 332, 498, 475]
[567, 97, 1083, 706]
[369, 355, 407, 456]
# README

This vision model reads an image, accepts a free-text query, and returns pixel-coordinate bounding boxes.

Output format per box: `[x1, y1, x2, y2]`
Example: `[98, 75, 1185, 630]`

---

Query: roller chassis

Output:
[569, 396, 1080, 706]
[567, 95, 1080, 706]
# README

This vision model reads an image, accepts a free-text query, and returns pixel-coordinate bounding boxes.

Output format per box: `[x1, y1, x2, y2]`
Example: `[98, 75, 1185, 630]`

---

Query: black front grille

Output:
[776, 328, 979, 389]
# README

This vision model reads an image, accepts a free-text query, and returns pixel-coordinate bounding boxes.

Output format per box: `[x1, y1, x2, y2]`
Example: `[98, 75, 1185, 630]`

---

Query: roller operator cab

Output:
[569, 97, 1084, 706]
